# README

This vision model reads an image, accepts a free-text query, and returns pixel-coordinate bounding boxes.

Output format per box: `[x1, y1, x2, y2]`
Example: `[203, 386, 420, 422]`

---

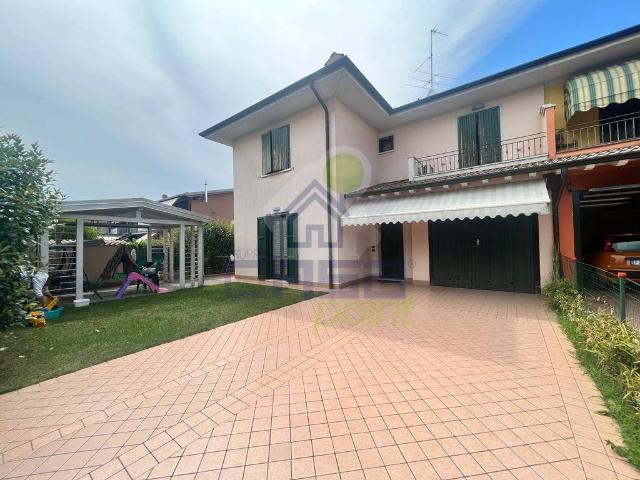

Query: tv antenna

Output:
[406, 25, 452, 96]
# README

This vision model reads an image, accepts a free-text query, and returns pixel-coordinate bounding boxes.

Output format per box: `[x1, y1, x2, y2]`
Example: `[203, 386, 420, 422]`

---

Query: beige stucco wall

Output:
[230, 84, 552, 288]
[403, 223, 413, 281]
[411, 222, 430, 284]
[538, 213, 554, 287]
[232, 104, 330, 284]
[332, 100, 381, 283]
[373, 85, 546, 185]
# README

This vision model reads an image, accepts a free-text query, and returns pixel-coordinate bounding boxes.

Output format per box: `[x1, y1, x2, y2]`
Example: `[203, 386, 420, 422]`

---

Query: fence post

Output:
[618, 272, 627, 321]
[575, 260, 582, 291]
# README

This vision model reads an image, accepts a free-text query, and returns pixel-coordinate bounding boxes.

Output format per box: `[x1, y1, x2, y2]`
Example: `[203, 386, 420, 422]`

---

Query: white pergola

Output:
[41, 198, 212, 307]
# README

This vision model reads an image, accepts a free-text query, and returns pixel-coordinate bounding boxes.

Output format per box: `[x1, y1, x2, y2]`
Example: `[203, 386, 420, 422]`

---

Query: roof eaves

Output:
[200, 25, 640, 141]
[198, 56, 391, 139]
[391, 24, 640, 115]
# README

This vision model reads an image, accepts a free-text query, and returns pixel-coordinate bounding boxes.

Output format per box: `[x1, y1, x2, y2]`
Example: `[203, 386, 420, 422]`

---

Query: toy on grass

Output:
[26, 296, 64, 326]
[44, 297, 59, 310]
[26, 310, 46, 328]
[115, 272, 169, 299]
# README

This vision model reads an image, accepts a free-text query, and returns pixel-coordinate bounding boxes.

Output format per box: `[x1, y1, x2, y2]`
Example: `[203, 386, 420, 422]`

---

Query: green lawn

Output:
[0, 283, 320, 394]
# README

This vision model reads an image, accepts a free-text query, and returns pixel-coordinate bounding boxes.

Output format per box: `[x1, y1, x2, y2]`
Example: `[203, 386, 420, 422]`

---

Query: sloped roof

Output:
[200, 25, 640, 145]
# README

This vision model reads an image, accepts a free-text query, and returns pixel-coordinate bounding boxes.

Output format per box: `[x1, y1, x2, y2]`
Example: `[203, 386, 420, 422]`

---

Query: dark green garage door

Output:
[429, 215, 539, 293]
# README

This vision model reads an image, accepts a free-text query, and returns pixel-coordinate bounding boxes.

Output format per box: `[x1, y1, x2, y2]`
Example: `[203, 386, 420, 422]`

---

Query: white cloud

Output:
[0, 0, 537, 199]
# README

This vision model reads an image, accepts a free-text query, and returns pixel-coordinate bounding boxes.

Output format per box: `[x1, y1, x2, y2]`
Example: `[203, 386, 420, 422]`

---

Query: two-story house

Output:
[200, 25, 640, 292]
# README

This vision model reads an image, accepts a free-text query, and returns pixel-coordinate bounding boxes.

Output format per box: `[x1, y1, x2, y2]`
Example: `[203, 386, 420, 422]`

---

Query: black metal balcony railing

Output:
[414, 133, 546, 177]
[556, 111, 640, 152]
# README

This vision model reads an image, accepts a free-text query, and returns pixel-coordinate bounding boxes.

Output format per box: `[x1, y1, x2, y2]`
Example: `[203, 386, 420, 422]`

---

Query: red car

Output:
[584, 234, 640, 278]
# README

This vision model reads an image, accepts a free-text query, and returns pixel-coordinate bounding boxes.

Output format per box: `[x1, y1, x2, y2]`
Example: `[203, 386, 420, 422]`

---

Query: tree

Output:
[0, 133, 64, 328]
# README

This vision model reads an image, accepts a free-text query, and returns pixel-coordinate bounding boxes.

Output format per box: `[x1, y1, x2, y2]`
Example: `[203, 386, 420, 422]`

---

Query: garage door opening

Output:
[578, 183, 640, 278]
[429, 214, 540, 293]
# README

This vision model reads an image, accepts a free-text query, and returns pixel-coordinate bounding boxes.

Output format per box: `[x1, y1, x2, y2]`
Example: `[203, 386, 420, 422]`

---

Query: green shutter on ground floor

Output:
[257, 217, 267, 279]
[286, 213, 298, 283]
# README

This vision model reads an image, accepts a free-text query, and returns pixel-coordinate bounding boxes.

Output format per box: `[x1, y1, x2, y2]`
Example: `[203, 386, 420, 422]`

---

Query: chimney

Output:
[325, 52, 345, 66]
[161, 194, 168, 199]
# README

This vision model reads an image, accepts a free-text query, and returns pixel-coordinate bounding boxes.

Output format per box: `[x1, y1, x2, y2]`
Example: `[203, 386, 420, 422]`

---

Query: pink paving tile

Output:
[0, 284, 637, 480]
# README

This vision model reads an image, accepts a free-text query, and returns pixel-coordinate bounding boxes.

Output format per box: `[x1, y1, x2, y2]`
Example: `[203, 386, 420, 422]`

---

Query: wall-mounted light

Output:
[273, 207, 281, 212]
[472, 103, 485, 111]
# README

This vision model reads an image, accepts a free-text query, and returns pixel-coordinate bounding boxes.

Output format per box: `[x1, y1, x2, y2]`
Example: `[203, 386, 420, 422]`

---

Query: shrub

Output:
[204, 219, 234, 264]
[543, 276, 640, 415]
[0, 133, 64, 328]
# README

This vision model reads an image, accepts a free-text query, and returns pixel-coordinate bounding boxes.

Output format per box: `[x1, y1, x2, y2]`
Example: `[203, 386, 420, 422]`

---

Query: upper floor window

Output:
[261, 125, 290, 175]
[378, 135, 394, 153]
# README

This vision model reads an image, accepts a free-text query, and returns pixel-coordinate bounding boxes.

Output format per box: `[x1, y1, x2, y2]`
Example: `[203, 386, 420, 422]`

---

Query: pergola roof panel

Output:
[60, 198, 212, 225]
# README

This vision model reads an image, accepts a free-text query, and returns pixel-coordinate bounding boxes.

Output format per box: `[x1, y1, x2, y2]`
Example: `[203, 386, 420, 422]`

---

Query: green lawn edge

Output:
[556, 312, 640, 469]
[0, 283, 323, 394]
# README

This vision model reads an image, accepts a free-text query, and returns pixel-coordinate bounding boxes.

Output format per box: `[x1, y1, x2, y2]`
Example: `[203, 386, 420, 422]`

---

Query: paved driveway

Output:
[0, 283, 637, 479]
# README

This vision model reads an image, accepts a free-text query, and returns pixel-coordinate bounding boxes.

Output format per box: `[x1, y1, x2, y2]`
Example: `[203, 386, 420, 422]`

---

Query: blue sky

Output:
[0, 1, 638, 200]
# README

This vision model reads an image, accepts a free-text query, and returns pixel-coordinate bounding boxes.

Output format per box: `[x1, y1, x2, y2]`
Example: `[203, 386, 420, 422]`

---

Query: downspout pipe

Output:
[310, 82, 334, 289]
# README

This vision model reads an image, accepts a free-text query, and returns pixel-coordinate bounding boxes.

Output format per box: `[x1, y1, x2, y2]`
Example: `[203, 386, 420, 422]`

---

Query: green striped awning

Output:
[564, 59, 640, 121]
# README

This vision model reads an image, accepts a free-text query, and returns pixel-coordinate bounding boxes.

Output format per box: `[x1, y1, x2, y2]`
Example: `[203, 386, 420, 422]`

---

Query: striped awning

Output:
[341, 181, 550, 226]
[564, 59, 640, 121]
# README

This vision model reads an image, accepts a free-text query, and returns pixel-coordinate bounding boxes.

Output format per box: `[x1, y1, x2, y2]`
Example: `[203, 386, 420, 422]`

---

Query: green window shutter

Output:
[286, 213, 298, 284]
[477, 107, 501, 164]
[457, 113, 478, 168]
[257, 217, 267, 279]
[271, 125, 290, 172]
[261, 132, 272, 175]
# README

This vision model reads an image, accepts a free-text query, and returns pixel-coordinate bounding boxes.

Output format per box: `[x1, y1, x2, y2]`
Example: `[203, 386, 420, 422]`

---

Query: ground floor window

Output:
[257, 213, 298, 282]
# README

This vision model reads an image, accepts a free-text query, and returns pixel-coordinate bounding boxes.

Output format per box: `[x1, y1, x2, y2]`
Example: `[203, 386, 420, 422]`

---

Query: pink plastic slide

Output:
[115, 272, 169, 298]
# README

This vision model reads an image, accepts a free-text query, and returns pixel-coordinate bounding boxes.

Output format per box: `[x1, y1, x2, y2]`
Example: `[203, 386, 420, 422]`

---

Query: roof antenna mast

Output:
[428, 26, 447, 95]
[406, 25, 452, 96]
[204, 180, 208, 203]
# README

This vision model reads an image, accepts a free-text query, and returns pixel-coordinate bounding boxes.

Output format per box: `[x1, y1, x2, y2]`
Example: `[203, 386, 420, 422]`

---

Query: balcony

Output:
[410, 132, 547, 180]
[556, 111, 640, 153]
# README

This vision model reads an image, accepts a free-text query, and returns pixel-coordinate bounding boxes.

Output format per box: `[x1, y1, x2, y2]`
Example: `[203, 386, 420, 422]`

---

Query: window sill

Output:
[259, 167, 293, 178]
[378, 149, 395, 155]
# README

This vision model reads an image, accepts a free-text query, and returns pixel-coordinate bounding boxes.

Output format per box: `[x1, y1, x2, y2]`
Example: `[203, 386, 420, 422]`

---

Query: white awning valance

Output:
[341, 180, 550, 226]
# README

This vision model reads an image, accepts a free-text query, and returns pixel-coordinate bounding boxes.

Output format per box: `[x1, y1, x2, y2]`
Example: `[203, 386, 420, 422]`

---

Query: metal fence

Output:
[561, 256, 640, 329]
[555, 111, 640, 152]
[204, 255, 235, 275]
[414, 132, 546, 177]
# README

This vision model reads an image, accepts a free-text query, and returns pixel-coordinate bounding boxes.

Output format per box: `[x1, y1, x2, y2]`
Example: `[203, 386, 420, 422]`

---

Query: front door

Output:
[380, 223, 404, 280]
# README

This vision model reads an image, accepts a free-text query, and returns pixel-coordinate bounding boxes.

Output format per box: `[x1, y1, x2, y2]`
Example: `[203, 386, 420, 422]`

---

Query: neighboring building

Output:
[160, 188, 234, 222]
[199, 26, 640, 291]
